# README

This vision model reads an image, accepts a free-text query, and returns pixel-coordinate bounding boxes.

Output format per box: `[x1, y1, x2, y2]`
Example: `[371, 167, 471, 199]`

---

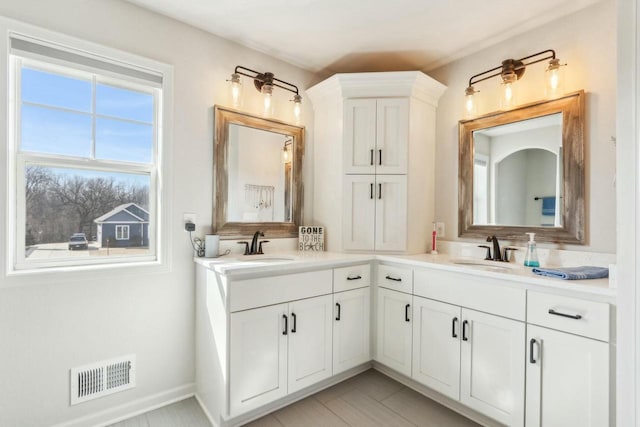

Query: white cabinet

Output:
[411, 296, 525, 426]
[230, 303, 288, 415]
[229, 294, 333, 414]
[288, 295, 334, 393]
[412, 297, 461, 400]
[333, 287, 371, 374]
[307, 72, 446, 253]
[460, 309, 525, 427]
[376, 287, 413, 376]
[525, 292, 610, 427]
[525, 325, 609, 427]
[343, 174, 407, 251]
[343, 98, 408, 174]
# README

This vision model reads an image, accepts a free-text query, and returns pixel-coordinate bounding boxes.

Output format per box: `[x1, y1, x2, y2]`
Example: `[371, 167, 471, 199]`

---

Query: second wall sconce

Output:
[228, 65, 302, 122]
[464, 49, 566, 118]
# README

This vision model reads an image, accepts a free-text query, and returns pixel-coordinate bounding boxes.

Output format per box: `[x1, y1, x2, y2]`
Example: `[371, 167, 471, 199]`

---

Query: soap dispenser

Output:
[524, 232, 540, 267]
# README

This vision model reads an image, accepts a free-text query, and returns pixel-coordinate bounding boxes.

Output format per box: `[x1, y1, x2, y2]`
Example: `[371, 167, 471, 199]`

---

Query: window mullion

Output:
[91, 75, 97, 159]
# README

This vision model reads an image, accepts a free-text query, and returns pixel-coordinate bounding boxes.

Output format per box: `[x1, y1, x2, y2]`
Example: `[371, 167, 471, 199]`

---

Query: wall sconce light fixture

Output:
[228, 65, 302, 121]
[282, 138, 293, 164]
[464, 49, 566, 118]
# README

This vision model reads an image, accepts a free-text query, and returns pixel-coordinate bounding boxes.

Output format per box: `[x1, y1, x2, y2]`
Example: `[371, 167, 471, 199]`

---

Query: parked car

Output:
[68, 234, 88, 250]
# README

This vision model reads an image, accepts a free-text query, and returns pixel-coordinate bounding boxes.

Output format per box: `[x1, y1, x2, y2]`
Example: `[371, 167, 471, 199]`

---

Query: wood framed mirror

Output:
[213, 106, 304, 238]
[458, 90, 585, 243]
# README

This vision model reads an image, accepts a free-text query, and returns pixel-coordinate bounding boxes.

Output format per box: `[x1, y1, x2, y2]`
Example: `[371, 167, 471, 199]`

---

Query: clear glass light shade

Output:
[292, 94, 302, 123]
[464, 86, 478, 118]
[261, 84, 274, 116]
[282, 144, 291, 163]
[229, 73, 243, 108]
[500, 73, 517, 110]
[545, 59, 565, 98]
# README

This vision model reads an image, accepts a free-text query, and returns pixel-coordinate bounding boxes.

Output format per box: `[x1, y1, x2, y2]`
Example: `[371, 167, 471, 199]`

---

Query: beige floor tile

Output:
[313, 374, 363, 404]
[325, 390, 416, 427]
[381, 388, 481, 427]
[243, 413, 284, 427]
[350, 369, 405, 401]
[273, 396, 349, 427]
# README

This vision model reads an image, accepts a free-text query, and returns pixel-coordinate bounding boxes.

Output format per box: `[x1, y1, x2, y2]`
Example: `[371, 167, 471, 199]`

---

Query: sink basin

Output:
[238, 257, 296, 263]
[449, 258, 518, 271]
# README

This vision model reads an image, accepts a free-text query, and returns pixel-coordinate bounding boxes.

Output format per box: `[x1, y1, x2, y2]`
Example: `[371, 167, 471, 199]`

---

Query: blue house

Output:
[94, 203, 149, 248]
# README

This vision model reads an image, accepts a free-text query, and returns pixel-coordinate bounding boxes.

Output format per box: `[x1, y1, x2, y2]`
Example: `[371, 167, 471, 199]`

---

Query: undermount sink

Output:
[449, 258, 519, 271]
[238, 257, 296, 263]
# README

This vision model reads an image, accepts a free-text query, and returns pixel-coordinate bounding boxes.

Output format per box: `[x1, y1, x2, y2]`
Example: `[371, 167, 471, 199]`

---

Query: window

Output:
[8, 34, 168, 271]
[115, 225, 130, 241]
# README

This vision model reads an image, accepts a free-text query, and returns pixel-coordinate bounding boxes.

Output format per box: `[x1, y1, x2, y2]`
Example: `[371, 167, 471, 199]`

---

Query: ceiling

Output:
[125, 0, 602, 74]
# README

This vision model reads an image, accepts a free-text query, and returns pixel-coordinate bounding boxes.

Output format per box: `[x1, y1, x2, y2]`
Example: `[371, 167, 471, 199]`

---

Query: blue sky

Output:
[21, 67, 154, 164]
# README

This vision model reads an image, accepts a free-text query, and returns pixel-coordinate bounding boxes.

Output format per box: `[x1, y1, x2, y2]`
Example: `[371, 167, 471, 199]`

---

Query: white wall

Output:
[430, 0, 617, 253]
[0, 1, 315, 426]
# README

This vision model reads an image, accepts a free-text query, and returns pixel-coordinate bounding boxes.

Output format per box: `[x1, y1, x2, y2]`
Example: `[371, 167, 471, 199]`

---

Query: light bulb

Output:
[545, 58, 564, 98]
[228, 73, 243, 108]
[500, 73, 517, 110]
[262, 84, 274, 116]
[464, 86, 478, 118]
[292, 94, 302, 123]
[282, 145, 290, 163]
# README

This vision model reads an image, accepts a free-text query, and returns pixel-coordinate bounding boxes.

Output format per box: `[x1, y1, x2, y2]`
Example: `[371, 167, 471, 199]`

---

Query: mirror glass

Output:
[227, 124, 293, 223]
[458, 91, 584, 244]
[472, 113, 563, 227]
[213, 106, 304, 238]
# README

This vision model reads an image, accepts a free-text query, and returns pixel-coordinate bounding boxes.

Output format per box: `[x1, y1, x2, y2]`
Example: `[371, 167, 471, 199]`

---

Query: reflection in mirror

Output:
[227, 124, 292, 223]
[213, 106, 304, 238]
[472, 114, 563, 227]
[458, 90, 584, 244]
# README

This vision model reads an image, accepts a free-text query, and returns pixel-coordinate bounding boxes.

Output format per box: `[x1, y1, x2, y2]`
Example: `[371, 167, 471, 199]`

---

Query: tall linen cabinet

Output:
[307, 72, 446, 253]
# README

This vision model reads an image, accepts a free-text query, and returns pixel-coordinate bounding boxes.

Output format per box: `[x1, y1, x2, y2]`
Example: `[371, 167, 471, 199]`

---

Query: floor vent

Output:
[70, 354, 136, 405]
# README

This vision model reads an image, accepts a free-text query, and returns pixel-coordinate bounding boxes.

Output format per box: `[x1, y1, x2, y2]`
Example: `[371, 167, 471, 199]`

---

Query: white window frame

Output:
[115, 225, 130, 241]
[1, 18, 173, 282]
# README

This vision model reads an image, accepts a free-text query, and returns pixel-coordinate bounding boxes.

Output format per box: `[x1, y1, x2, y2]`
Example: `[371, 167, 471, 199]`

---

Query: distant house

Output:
[94, 203, 149, 248]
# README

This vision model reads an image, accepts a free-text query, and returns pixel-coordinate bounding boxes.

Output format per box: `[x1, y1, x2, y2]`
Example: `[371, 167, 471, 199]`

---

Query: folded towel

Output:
[532, 266, 609, 280]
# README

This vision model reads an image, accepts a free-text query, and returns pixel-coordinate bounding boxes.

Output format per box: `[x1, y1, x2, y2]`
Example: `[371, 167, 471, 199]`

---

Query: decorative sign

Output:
[298, 226, 325, 251]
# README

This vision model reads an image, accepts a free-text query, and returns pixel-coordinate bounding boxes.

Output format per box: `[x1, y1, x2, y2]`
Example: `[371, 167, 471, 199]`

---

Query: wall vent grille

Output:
[70, 354, 136, 405]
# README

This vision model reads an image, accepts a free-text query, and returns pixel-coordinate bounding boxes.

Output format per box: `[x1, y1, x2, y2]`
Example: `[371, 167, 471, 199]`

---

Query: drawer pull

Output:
[370, 149, 374, 166]
[282, 314, 288, 335]
[385, 275, 402, 282]
[452, 317, 458, 338]
[346, 275, 362, 281]
[548, 309, 582, 320]
[405, 304, 411, 322]
[462, 320, 469, 341]
[336, 303, 341, 321]
[291, 312, 297, 333]
[529, 338, 537, 364]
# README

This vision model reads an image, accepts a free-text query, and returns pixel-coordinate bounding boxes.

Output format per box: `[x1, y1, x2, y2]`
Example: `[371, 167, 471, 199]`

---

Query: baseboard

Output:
[372, 362, 502, 427]
[194, 393, 219, 427]
[51, 383, 196, 427]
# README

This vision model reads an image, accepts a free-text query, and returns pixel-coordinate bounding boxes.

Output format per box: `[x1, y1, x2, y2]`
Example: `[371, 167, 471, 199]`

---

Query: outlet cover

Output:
[436, 222, 445, 238]
[183, 213, 196, 229]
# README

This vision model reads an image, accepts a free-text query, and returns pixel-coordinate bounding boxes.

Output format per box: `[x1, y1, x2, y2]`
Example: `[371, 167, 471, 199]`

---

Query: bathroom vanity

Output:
[194, 253, 614, 427]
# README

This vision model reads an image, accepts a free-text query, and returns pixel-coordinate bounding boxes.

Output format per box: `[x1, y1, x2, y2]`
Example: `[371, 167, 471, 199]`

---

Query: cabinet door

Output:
[376, 288, 412, 376]
[343, 175, 376, 251]
[412, 296, 461, 400]
[333, 287, 371, 374]
[526, 325, 609, 427]
[375, 175, 407, 251]
[288, 294, 333, 393]
[460, 309, 525, 427]
[229, 303, 288, 415]
[376, 98, 408, 174]
[344, 98, 377, 174]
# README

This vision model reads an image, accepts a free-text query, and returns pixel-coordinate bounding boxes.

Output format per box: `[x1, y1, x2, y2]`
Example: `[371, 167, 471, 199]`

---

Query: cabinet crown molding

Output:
[307, 71, 447, 107]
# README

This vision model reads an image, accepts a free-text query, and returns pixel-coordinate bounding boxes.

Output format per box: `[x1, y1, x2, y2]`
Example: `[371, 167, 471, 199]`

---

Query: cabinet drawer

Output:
[230, 270, 332, 312]
[377, 264, 412, 294]
[334, 263, 371, 292]
[527, 292, 610, 342]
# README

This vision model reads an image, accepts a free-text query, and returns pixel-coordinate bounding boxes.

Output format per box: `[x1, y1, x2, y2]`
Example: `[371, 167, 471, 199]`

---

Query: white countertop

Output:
[194, 251, 616, 301]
